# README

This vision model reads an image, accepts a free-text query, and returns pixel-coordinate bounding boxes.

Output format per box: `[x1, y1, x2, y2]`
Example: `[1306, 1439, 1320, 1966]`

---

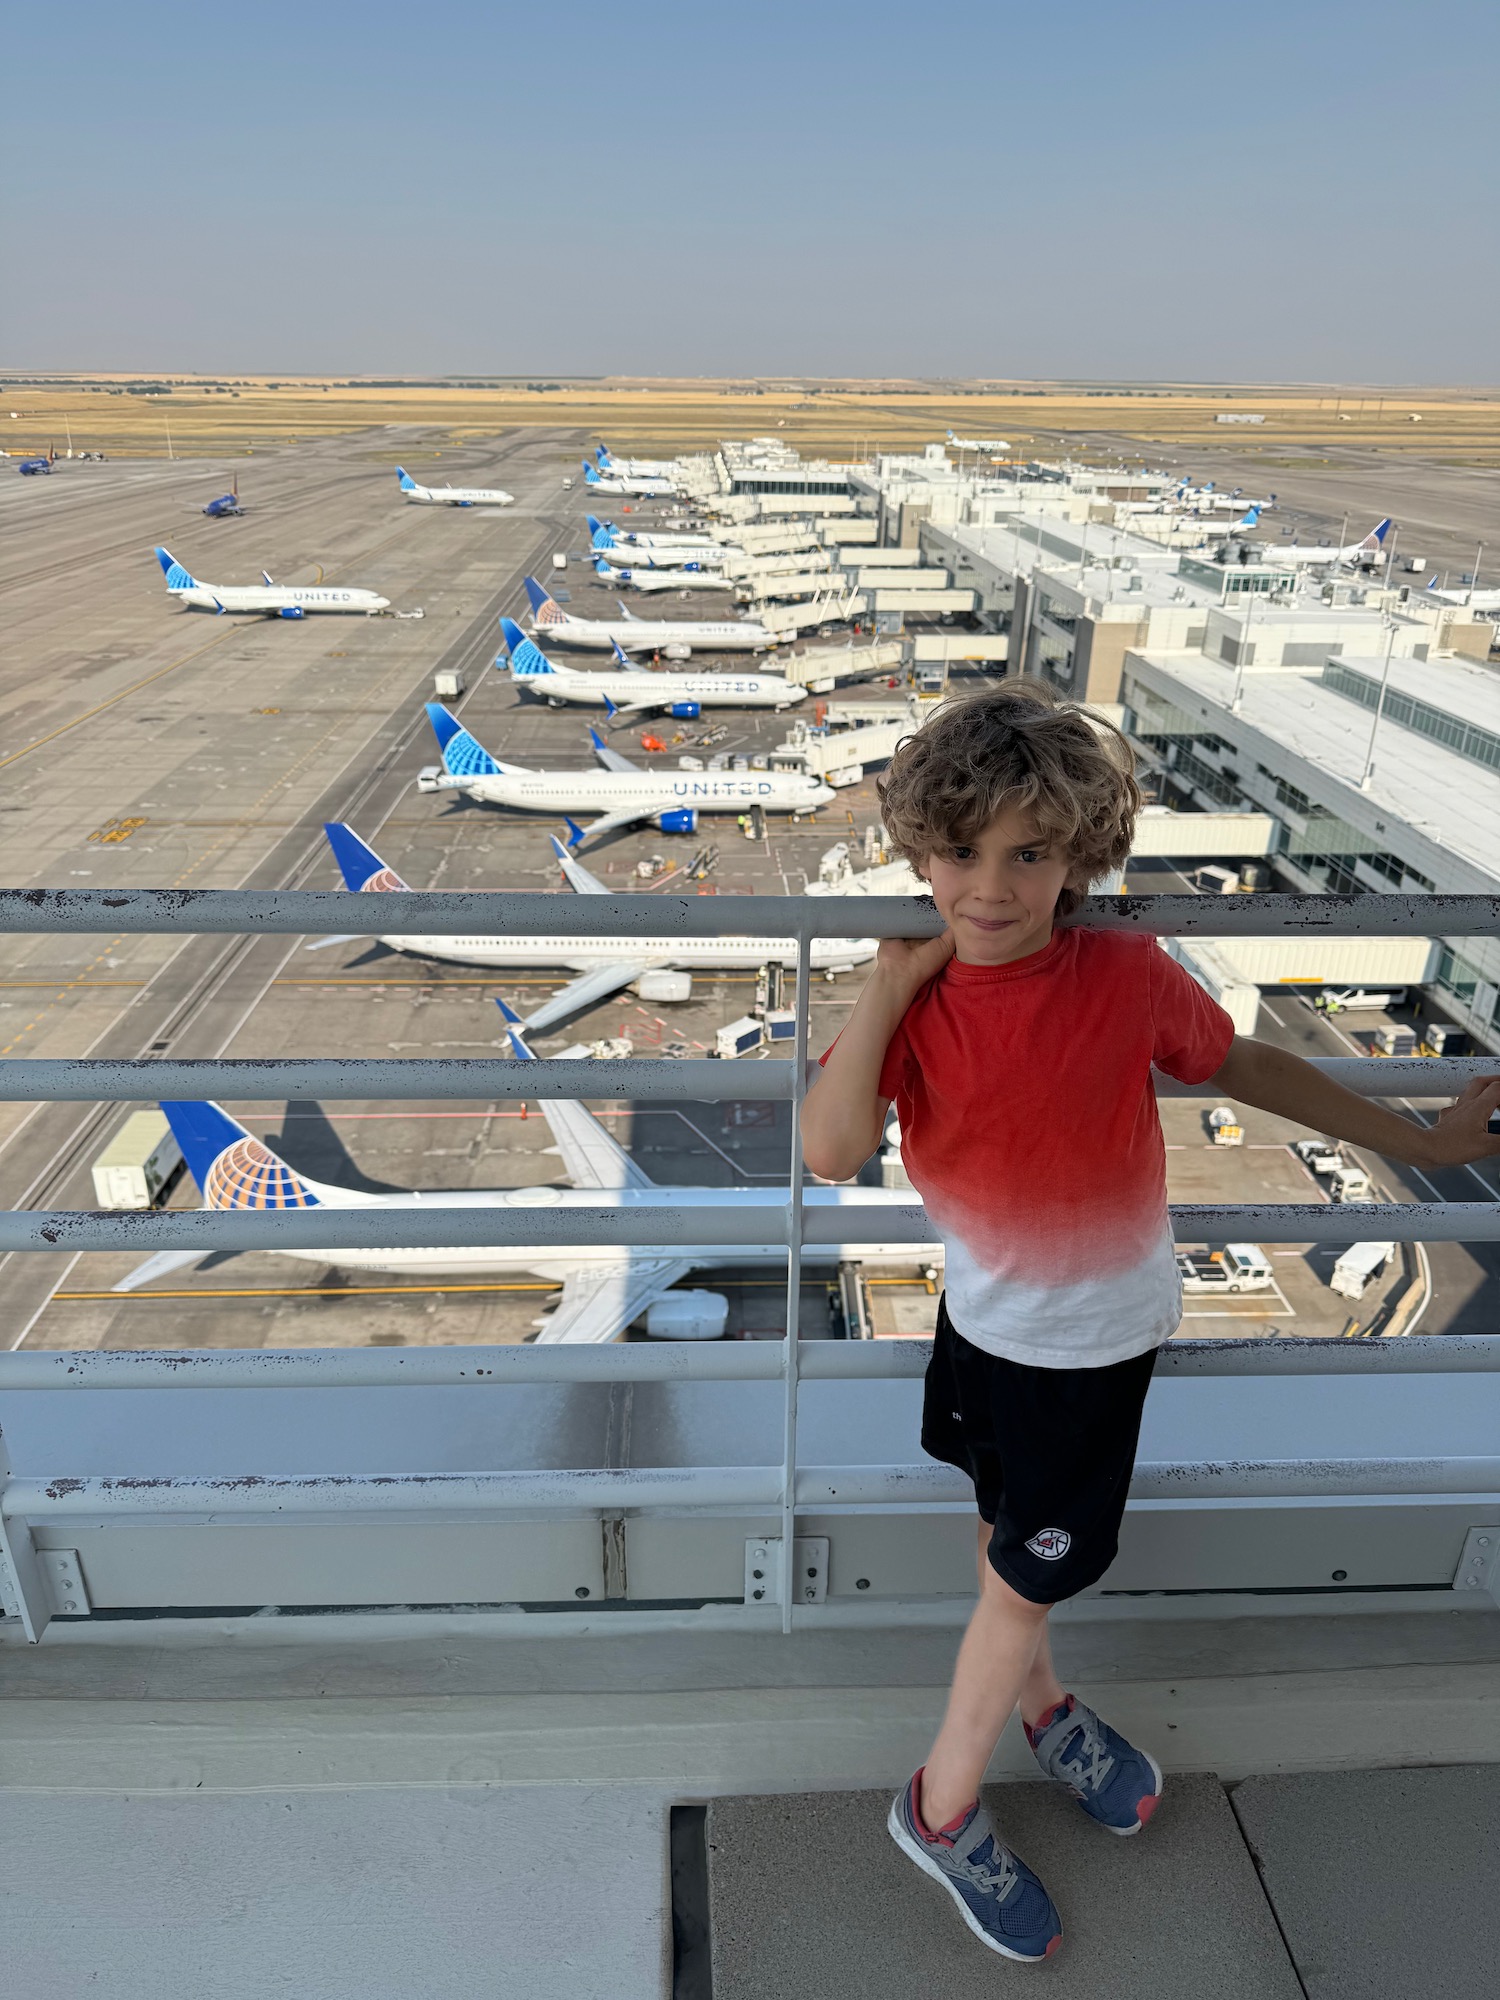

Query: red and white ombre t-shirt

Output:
[871, 929, 1235, 1368]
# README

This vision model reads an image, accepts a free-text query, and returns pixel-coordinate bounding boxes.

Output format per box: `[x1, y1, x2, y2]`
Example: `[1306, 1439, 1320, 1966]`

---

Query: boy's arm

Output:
[1208, 1036, 1500, 1172]
[801, 933, 955, 1182]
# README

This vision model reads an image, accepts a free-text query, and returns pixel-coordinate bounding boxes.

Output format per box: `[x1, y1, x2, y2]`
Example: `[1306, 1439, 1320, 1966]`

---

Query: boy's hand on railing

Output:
[1419, 1077, 1500, 1170]
[873, 931, 955, 998]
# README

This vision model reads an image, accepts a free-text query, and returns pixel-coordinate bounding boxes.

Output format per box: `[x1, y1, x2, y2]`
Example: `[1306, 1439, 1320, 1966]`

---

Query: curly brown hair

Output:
[877, 679, 1140, 917]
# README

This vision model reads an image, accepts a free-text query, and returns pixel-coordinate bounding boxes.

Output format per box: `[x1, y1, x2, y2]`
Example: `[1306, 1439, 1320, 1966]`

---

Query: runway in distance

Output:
[522, 575, 776, 655]
[114, 1093, 933, 1342]
[312, 822, 873, 1028]
[582, 460, 677, 499]
[397, 466, 514, 507]
[500, 615, 800, 713]
[593, 557, 732, 593]
[417, 700, 832, 843]
[153, 547, 391, 617]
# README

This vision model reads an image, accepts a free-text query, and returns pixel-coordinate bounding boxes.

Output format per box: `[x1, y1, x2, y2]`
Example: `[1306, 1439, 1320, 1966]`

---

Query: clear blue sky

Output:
[5, 0, 1496, 381]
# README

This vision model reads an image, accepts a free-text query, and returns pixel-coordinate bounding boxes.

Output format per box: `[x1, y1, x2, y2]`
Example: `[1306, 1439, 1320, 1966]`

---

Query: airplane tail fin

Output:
[424, 701, 504, 777]
[586, 515, 615, 548]
[155, 547, 197, 590]
[1367, 517, 1392, 548]
[160, 1101, 322, 1208]
[522, 575, 568, 630]
[582, 461, 601, 485]
[396, 467, 418, 492]
[324, 822, 408, 893]
[500, 614, 565, 684]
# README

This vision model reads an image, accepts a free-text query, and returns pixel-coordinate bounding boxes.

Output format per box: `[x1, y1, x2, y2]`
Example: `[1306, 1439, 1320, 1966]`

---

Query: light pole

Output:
[1230, 578, 1257, 714]
[1359, 619, 1398, 792]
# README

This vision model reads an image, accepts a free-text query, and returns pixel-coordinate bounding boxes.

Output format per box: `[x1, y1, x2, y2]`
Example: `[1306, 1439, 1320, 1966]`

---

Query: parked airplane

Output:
[396, 465, 514, 508]
[1425, 575, 1500, 611]
[500, 614, 799, 713]
[593, 557, 732, 594]
[418, 701, 831, 843]
[312, 822, 873, 1025]
[113, 1092, 935, 1340]
[521, 575, 776, 655]
[587, 515, 736, 565]
[153, 547, 390, 617]
[945, 430, 1010, 454]
[202, 480, 245, 519]
[596, 443, 680, 481]
[1200, 504, 1262, 540]
[1267, 518, 1393, 568]
[581, 460, 678, 499]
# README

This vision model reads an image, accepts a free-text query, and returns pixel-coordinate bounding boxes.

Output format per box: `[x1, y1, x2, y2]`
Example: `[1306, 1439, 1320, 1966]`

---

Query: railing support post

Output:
[780, 937, 813, 1633]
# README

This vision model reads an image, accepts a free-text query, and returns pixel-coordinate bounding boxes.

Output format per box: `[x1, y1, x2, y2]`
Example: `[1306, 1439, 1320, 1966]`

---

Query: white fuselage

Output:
[599, 542, 732, 569]
[609, 531, 737, 552]
[402, 481, 514, 507]
[202, 1181, 932, 1281]
[530, 610, 777, 654]
[586, 473, 677, 497]
[168, 581, 390, 615]
[368, 928, 875, 973]
[596, 563, 732, 594]
[432, 765, 832, 815]
[510, 661, 801, 707]
[600, 456, 678, 479]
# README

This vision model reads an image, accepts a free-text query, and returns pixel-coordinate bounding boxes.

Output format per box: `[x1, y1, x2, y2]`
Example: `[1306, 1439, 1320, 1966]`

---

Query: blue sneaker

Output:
[888, 1770, 1062, 1962]
[1026, 1695, 1163, 1835]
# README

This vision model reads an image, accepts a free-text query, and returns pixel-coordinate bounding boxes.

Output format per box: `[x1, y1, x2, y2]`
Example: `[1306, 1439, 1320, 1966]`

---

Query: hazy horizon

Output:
[6, 0, 1497, 382]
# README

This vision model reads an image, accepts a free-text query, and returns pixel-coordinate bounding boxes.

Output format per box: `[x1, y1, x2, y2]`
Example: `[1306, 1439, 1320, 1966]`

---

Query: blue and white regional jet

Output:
[521, 575, 776, 655]
[396, 466, 514, 508]
[499, 614, 798, 714]
[111, 1090, 932, 1339]
[418, 700, 830, 843]
[582, 459, 678, 499]
[153, 547, 390, 617]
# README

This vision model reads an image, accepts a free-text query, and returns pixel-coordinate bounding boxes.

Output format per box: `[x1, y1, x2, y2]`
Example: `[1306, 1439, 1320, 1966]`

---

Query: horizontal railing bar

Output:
[8, 1454, 1496, 1521]
[3, 1201, 1497, 1254]
[798, 1333, 1500, 1379]
[0, 1467, 784, 1519]
[4, 1334, 1497, 1395]
[796, 1458, 1500, 1505]
[1, 889, 1495, 941]
[0, 1057, 794, 1104]
[2, 1054, 1490, 1105]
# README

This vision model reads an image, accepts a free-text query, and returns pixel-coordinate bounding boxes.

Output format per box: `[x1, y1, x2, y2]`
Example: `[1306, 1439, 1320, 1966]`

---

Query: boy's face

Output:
[918, 803, 1077, 966]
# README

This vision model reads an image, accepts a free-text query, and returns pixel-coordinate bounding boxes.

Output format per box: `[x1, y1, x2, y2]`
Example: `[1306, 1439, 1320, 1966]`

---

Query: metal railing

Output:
[0, 888, 1496, 1638]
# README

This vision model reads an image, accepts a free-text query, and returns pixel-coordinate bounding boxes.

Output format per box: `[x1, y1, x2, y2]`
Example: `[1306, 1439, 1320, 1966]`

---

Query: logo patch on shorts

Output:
[1025, 1527, 1071, 1561]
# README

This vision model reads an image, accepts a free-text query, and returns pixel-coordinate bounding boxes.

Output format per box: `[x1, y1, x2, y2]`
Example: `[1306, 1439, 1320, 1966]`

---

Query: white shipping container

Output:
[1162, 940, 1260, 1035]
[91, 1111, 182, 1211]
[1330, 1241, 1395, 1300]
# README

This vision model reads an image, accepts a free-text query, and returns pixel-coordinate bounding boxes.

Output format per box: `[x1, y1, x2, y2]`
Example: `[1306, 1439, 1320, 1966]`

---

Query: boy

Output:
[800, 682, 1500, 1964]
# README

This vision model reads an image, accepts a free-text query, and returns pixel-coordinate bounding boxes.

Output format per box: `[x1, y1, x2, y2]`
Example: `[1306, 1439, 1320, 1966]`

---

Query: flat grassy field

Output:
[4, 376, 1499, 468]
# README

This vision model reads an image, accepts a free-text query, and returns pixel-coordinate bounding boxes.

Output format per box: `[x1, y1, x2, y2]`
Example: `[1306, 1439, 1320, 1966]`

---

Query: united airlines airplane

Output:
[499, 615, 798, 712]
[153, 548, 390, 617]
[587, 516, 736, 566]
[595, 443, 680, 481]
[417, 701, 831, 843]
[593, 557, 733, 594]
[312, 822, 873, 1027]
[1268, 518, 1393, 568]
[581, 460, 678, 499]
[396, 466, 514, 508]
[112, 1088, 935, 1341]
[521, 575, 777, 655]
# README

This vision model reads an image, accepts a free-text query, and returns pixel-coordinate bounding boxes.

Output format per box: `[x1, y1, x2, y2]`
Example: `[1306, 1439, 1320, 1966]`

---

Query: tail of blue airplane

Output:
[586, 514, 615, 548]
[396, 467, 418, 492]
[582, 461, 601, 485]
[425, 702, 503, 777]
[324, 822, 408, 893]
[155, 547, 197, 590]
[160, 1101, 322, 1208]
[522, 575, 569, 630]
[499, 614, 566, 683]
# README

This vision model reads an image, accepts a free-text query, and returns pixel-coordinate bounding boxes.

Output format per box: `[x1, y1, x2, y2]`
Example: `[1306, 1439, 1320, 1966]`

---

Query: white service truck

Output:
[91, 1111, 183, 1210]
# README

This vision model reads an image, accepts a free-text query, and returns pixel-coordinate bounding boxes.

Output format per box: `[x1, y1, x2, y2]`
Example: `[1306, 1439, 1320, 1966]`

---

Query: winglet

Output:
[563, 814, 587, 849]
[609, 640, 632, 670]
[494, 998, 536, 1061]
[602, 693, 620, 719]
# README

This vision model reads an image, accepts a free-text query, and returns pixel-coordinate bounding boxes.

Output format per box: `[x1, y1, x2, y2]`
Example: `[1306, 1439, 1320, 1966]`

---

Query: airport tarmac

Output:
[0, 434, 1481, 1350]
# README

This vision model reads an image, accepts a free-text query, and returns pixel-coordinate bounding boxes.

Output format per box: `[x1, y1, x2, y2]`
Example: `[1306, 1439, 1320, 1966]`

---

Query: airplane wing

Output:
[520, 960, 656, 1035]
[499, 1002, 654, 1190]
[534, 1257, 696, 1344]
[588, 725, 642, 775]
[550, 834, 607, 894]
[111, 1249, 209, 1294]
[568, 797, 683, 846]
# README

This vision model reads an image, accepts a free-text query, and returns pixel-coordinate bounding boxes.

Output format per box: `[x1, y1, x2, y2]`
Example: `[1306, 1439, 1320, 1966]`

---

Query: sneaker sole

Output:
[1094, 1749, 1165, 1837]
[886, 1802, 1061, 1962]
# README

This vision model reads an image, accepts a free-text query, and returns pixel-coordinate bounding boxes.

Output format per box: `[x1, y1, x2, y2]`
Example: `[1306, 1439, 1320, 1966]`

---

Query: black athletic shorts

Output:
[920, 1294, 1159, 1605]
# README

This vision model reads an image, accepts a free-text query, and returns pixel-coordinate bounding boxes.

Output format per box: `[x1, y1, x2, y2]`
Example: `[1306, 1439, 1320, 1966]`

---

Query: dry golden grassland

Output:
[5, 377, 1499, 468]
